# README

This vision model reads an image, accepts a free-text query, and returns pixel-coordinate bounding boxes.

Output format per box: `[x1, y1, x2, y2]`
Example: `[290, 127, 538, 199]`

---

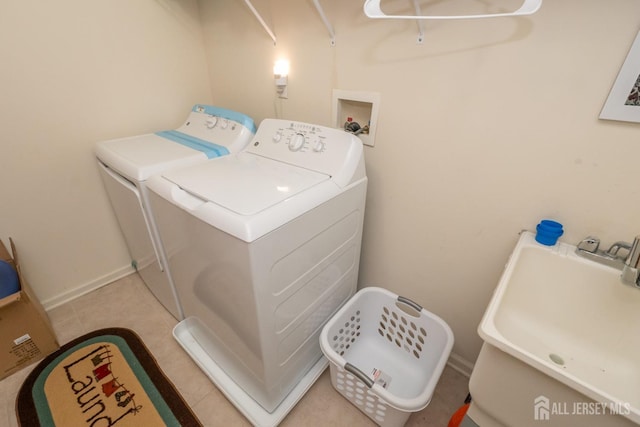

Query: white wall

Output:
[197, 0, 640, 366]
[0, 1, 212, 305]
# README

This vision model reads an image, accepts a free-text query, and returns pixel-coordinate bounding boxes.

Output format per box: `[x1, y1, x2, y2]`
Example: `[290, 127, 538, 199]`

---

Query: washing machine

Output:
[95, 105, 256, 320]
[146, 118, 367, 425]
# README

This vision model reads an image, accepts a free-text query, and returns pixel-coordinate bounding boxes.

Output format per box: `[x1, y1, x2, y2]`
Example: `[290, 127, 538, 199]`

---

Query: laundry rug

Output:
[16, 327, 202, 426]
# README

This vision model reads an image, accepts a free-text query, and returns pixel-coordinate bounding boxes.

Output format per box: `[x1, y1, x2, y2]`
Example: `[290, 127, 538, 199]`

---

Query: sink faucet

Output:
[576, 236, 628, 268]
[576, 235, 640, 288]
[621, 236, 640, 288]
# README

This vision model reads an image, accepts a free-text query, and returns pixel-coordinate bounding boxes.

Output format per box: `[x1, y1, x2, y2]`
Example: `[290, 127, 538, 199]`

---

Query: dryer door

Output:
[97, 161, 164, 272]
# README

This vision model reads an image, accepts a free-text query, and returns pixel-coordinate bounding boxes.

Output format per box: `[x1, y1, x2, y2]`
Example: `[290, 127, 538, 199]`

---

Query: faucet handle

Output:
[577, 236, 600, 253]
[606, 241, 633, 257]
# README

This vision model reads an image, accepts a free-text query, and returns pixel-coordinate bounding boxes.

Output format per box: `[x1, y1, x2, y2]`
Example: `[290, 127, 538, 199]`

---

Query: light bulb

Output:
[273, 59, 289, 77]
[273, 59, 289, 99]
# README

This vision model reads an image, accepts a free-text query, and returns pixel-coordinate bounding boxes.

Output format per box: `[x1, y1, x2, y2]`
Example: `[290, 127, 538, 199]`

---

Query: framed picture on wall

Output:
[600, 30, 640, 123]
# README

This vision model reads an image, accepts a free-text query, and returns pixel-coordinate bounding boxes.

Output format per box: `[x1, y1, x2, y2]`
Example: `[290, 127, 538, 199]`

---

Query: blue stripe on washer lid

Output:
[191, 104, 257, 134]
[155, 130, 230, 159]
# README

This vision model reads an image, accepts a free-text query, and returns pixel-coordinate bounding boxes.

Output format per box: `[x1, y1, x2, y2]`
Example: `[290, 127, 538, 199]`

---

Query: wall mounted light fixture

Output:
[274, 59, 289, 99]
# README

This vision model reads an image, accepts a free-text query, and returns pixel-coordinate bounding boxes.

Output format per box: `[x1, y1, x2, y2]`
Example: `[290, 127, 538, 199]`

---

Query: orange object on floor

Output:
[448, 403, 470, 427]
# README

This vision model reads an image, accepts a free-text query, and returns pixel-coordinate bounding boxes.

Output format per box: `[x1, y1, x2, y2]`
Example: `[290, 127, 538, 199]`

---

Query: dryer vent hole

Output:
[549, 353, 565, 366]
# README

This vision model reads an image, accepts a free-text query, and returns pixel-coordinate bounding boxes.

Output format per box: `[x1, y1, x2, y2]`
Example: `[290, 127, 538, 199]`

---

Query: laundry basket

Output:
[320, 287, 454, 427]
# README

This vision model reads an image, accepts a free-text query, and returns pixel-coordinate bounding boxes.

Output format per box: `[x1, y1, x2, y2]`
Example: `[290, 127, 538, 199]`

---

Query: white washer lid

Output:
[162, 152, 330, 216]
[95, 133, 206, 182]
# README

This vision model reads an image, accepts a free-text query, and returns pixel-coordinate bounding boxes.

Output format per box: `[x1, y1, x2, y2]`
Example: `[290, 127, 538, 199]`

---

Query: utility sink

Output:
[478, 231, 640, 424]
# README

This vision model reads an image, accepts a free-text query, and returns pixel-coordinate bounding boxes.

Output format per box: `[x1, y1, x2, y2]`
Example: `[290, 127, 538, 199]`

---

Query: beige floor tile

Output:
[46, 303, 78, 325]
[162, 351, 217, 407]
[282, 370, 377, 427]
[1, 273, 470, 426]
[192, 388, 252, 427]
[50, 315, 86, 346]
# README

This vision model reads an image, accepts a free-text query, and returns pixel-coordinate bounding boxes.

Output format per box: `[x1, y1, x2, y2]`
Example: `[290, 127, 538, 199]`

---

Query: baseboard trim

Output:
[42, 265, 135, 311]
[447, 352, 475, 377]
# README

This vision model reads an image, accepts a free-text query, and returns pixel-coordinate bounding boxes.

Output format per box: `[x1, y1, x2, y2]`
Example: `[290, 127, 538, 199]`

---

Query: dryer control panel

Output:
[245, 119, 364, 185]
[176, 105, 257, 154]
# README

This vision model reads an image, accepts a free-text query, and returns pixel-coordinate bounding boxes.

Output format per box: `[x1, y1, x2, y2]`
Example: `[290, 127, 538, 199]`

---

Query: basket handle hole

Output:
[395, 300, 421, 318]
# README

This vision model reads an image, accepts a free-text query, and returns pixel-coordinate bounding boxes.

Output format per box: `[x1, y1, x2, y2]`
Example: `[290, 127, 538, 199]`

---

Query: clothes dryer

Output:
[146, 119, 367, 425]
[95, 105, 255, 320]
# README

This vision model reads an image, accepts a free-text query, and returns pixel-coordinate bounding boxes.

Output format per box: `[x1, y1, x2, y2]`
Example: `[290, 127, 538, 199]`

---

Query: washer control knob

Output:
[205, 117, 218, 129]
[220, 119, 229, 129]
[289, 133, 305, 151]
[313, 140, 325, 152]
[273, 131, 283, 142]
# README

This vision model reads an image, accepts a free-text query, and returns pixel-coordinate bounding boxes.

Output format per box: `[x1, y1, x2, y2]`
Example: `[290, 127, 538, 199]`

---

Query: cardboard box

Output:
[0, 238, 59, 380]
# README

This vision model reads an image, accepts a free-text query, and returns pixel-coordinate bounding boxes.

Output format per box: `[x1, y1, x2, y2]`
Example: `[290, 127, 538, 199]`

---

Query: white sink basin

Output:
[479, 231, 640, 424]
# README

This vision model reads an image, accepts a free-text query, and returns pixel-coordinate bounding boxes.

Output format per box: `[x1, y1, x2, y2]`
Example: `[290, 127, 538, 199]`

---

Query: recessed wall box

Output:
[332, 90, 380, 147]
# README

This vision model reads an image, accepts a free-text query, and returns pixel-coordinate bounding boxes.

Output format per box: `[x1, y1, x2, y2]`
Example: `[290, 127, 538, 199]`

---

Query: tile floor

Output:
[1, 273, 470, 426]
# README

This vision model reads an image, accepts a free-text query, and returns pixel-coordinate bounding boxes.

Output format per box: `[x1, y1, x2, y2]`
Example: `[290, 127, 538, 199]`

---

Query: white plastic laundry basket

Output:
[320, 287, 454, 427]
